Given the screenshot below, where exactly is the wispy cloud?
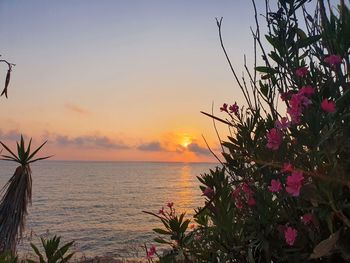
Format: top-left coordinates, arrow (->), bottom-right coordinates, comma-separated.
65,103 -> 90,115
137,141 -> 165,152
0,129 -> 27,141
55,135 -> 129,149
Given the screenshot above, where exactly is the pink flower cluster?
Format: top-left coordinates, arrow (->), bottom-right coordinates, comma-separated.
202,186 -> 214,198
321,99 -> 336,113
284,226 -> 297,246
287,86 -> 314,124
268,163 -> 304,197
268,179 -> 282,193
286,171 -> 304,197
158,202 -> 176,218
146,245 -> 157,259
282,213 -> 314,246
266,128 -> 283,150
301,213 -> 313,225
220,102 -> 239,116
232,183 -> 256,208
282,163 -> 293,173
295,66 -> 309,77
275,117 -> 290,130
324,54 -> 342,66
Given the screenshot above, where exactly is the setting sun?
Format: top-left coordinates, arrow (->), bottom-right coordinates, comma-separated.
181,136 -> 192,148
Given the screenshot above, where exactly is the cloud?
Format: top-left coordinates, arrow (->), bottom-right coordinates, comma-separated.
137,141 -> 165,152
0,129 -> 27,141
65,103 -> 90,115
55,135 -> 129,150
187,143 -> 210,155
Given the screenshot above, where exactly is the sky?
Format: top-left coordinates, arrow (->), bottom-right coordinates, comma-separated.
0,1 -> 267,162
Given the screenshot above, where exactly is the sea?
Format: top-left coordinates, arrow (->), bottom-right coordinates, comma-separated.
0,161 -> 216,259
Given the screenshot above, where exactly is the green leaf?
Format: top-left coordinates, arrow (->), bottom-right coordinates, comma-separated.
154,237 -> 171,244
268,51 -> 284,65
295,28 -> 307,39
153,228 -> 172,235
30,243 -> 42,257
309,230 -> 340,259
54,240 -> 74,262
179,219 -> 190,233
60,252 -> 74,263
255,66 -> 278,74
295,35 -> 322,49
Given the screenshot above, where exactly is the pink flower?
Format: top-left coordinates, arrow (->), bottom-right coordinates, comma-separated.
284,227 -> 297,246
268,179 -> 282,193
286,171 -> 304,197
266,128 -> 282,150
299,86 -> 315,96
231,187 -> 240,199
275,117 -> 290,130
301,213 -> 313,225
229,102 -> 239,116
235,199 -> 243,209
242,183 -> 253,194
295,66 -> 309,77
158,207 -> 165,215
287,92 -> 312,124
167,202 -> 174,208
282,163 -> 293,173
324,54 -> 342,66
247,197 -> 256,206
220,103 -> 228,112
321,99 -> 336,113
232,184 -> 255,208
202,187 -> 214,197
146,245 -> 156,259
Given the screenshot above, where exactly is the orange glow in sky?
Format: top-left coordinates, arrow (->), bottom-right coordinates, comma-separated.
0,1 -> 263,162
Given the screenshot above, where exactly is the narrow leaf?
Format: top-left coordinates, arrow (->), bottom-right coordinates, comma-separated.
28,155 -> 53,164
200,111 -> 233,126
309,230 -> 340,259
0,141 -> 18,159
27,141 -> 48,161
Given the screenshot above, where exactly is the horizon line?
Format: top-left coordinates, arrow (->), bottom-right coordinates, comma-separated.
0,159 -> 219,165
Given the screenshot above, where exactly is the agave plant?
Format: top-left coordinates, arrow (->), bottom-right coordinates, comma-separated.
28,236 -> 74,263
0,136 -> 50,254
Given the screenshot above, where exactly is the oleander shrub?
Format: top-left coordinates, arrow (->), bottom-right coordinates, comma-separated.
148,0 -> 350,262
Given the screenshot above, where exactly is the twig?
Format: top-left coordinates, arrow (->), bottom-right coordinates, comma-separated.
211,102 -> 225,154
215,17 -> 253,110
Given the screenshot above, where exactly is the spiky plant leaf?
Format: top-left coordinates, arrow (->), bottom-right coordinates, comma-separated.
0,142 -> 18,161
29,236 -> 74,263
26,141 -> 48,163
0,137 -> 50,255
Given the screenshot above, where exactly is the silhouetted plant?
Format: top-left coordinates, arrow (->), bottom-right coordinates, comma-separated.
144,203 -> 193,262
0,136 -> 50,254
0,251 -> 24,263
27,236 -> 74,263
0,56 -> 14,98
149,0 -> 350,262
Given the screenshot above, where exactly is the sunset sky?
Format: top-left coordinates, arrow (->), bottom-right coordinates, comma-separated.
0,1 -> 266,162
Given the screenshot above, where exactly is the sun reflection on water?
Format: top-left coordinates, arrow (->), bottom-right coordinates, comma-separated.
176,165 -> 195,214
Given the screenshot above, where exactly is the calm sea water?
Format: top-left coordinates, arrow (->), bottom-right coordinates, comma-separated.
0,161 -> 215,259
